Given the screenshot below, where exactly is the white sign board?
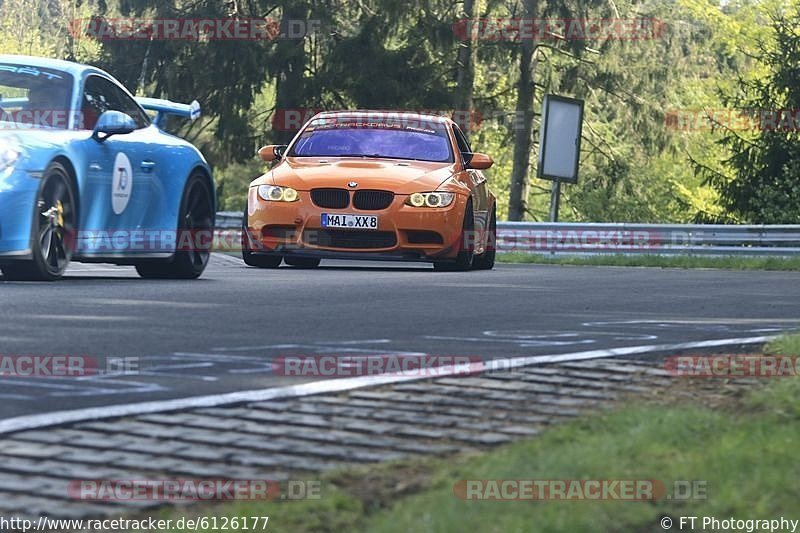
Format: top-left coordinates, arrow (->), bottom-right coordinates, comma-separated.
537,95 -> 584,184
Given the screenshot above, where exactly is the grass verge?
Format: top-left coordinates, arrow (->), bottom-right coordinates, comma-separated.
497,252 -> 800,270
151,335 -> 800,533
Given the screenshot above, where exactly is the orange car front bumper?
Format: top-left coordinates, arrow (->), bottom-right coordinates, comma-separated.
245,188 -> 469,262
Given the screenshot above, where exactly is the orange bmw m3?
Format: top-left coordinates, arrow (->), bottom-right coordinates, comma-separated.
242,111 -> 496,271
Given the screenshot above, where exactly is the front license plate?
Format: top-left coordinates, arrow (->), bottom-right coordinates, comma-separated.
321,213 -> 378,230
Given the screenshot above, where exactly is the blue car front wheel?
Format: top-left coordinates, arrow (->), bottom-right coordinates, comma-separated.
1,162 -> 77,281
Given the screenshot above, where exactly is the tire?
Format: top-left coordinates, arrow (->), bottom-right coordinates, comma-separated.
242,205 -> 282,268
135,172 -> 214,279
472,207 -> 496,270
1,162 -> 77,281
434,199 -> 475,272
284,256 -> 321,268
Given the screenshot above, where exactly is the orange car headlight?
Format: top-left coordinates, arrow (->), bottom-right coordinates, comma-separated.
258,185 -> 299,202
405,192 -> 455,208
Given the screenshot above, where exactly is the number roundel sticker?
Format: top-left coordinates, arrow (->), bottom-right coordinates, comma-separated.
111,152 -> 133,215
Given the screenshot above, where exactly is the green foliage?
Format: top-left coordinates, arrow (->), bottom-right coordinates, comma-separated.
215,158 -> 268,212
705,7 -> 800,223
498,252 -> 800,271
0,0 -> 101,61
87,1 -> 279,164
766,334 -> 800,357
686,1 -> 800,223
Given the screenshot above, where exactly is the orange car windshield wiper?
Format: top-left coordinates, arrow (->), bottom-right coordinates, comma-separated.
346,154 -> 429,162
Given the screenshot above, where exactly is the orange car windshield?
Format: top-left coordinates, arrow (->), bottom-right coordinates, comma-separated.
289,119 -> 454,163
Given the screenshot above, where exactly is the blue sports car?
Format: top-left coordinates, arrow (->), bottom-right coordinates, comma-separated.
0,55 -> 215,280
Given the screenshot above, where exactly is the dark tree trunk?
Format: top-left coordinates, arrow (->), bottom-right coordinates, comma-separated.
508,0 -> 538,221
274,4 -> 309,144
455,0 -> 477,137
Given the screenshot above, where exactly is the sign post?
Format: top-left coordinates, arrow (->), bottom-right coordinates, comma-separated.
548,180 -> 561,222
537,95 -> 584,222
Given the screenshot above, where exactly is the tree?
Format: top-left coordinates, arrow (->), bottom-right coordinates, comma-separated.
700,6 -> 800,223
92,0 -> 277,164
272,2 -> 311,144
455,0 -> 479,129
0,0 -> 100,61
507,0 -> 537,221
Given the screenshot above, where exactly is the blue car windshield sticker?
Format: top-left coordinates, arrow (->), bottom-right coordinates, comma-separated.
112,153 -> 133,215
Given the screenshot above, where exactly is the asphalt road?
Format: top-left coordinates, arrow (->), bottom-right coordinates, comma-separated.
0,254 -> 798,420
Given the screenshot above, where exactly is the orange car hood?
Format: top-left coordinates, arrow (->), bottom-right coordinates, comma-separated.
253,157 -> 459,194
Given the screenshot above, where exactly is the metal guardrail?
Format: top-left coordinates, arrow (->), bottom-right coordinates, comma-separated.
216,212 -> 247,230
495,222 -> 800,256
216,212 -> 800,256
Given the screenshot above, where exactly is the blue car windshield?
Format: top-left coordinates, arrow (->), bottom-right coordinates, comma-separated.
290,119 -> 454,163
0,64 -> 74,130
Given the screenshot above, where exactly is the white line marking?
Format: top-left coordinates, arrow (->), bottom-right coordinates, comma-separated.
478,336 -> 776,371
435,283 -> 556,290
211,339 -> 393,352
14,315 -> 141,322
172,352 -> 273,361
319,339 -> 393,345
135,372 -> 219,382
583,319 -> 800,326
0,335 -> 776,435
77,298 -> 220,309
425,335 -> 596,347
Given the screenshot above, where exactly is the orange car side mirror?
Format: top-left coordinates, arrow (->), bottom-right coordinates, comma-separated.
468,152 -> 494,170
258,145 -> 287,162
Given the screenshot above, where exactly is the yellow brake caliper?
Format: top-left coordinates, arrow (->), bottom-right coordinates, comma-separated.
56,200 -> 64,228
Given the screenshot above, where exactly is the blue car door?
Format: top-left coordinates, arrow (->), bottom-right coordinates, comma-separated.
77,74 -> 165,254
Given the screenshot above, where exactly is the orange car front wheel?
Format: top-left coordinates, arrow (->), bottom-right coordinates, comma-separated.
434,199 -> 475,272
472,206 -> 496,270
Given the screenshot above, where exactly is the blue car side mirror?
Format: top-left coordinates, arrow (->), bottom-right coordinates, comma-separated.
92,111 -> 137,142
